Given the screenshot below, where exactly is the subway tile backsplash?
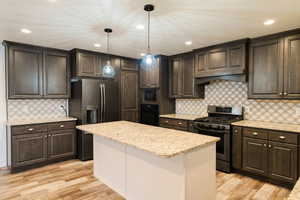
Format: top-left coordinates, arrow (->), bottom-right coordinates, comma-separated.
7,99 -> 68,120
176,80 -> 300,124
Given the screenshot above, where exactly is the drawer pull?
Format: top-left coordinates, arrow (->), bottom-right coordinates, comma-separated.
178,122 -> 182,125
165,121 -> 169,123
279,136 -> 286,140
28,128 -> 34,131
269,144 -> 272,148
234,130 -> 238,133
60,125 -> 65,128
263,144 -> 267,147
48,134 -> 51,137
252,132 -> 258,136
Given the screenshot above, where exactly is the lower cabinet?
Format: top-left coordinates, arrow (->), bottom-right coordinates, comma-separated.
159,117 -> 189,131
12,133 -> 48,168
10,121 -> 76,172
242,137 -> 268,176
48,129 -> 76,160
233,126 -> 299,184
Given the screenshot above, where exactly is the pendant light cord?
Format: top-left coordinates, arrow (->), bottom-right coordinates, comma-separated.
147,11 -> 151,54
107,32 -> 110,53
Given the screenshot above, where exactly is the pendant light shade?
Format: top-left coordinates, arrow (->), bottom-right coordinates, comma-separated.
142,4 -> 155,66
102,28 -> 115,78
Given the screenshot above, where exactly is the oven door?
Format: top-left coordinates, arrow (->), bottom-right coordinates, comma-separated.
193,126 -> 230,162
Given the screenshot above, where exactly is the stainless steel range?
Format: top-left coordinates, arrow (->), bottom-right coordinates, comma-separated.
191,105 -> 243,172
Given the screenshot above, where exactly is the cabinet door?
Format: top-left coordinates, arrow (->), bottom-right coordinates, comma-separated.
284,34 -> 300,98
248,38 -> 284,99
182,53 -> 194,97
44,49 -> 70,98
140,57 -> 160,88
121,111 -> 139,122
228,44 -> 246,72
243,137 -> 268,176
169,57 -> 182,97
121,71 -> 138,110
121,58 -> 138,71
268,141 -> 298,183
194,51 -> 207,77
232,126 -> 242,169
7,44 -> 43,98
12,133 -> 47,167
77,52 -> 97,77
48,129 -> 76,160
207,48 -> 227,71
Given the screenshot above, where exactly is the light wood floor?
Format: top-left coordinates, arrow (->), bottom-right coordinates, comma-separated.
0,160 -> 291,200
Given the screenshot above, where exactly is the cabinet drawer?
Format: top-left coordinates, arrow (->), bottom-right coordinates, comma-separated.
268,131 -> 298,145
243,128 -> 268,140
48,121 -> 76,131
159,118 -> 188,128
12,124 -> 48,135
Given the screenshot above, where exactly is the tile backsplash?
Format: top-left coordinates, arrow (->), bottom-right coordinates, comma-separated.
176,80 -> 300,124
7,99 -> 68,120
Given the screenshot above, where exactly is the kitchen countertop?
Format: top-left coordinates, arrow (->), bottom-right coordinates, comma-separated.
77,121 -> 219,158
288,179 -> 300,200
159,114 -> 207,121
6,117 -> 77,126
232,120 -> 300,133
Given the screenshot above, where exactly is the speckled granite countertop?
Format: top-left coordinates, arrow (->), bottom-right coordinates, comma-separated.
159,114 -> 207,121
77,121 -> 219,158
288,179 -> 300,200
7,117 -> 77,126
232,120 -> 300,133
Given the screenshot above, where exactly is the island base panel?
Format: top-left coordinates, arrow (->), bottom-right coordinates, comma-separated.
93,135 -> 216,200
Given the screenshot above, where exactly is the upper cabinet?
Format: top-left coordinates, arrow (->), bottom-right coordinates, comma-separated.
248,30 -> 300,99
169,52 -> 204,98
140,57 -> 160,88
194,39 -> 248,78
4,41 -> 70,99
121,58 -> 138,71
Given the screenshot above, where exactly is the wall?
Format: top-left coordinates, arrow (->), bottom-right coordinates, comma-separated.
7,99 -> 68,120
0,44 -> 7,167
176,80 -> 300,124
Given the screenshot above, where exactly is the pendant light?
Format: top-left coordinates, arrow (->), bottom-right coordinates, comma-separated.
143,4 -> 155,65
102,28 -> 115,78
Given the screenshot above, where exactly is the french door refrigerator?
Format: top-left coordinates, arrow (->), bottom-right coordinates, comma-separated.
69,78 -> 120,161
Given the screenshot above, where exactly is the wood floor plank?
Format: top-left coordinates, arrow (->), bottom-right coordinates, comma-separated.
0,160 -> 291,200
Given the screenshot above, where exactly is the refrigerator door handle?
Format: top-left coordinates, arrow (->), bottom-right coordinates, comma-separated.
103,84 -> 106,122
100,84 -> 103,123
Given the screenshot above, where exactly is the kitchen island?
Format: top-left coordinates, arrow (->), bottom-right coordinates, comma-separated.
77,121 -> 219,200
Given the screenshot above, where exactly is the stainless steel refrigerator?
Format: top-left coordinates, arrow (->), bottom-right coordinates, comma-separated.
69,78 -> 120,161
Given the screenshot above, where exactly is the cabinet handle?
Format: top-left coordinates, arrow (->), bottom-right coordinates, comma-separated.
284,92 -> 288,96
269,144 -> 272,148
48,134 -> 51,137
252,132 -> 258,136
165,121 -> 169,123
264,144 -> 267,147
60,125 -> 64,128
234,129 -> 238,133
178,122 -> 182,125
279,136 -> 286,140
28,128 -> 34,131
279,92 -> 283,95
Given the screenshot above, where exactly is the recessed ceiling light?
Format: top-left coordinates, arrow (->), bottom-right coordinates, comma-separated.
94,43 -> 101,48
264,19 -> 275,26
185,41 -> 192,45
20,28 -> 32,34
48,0 -> 57,2
140,53 -> 146,56
136,24 -> 145,30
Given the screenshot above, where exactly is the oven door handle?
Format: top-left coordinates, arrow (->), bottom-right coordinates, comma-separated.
193,126 -> 228,134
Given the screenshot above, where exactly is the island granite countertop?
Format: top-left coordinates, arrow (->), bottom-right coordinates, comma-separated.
77,121 -> 219,158
232,120 -> 300,133
288,178 -> 300,200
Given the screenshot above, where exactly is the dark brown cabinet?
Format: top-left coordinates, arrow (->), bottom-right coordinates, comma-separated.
269,141 -> 298,183
243,137 -> 268,176
159,117 -> 189,131
12,133 -> 47,168
248,30 -> 300,99
44,49 -> 70,98
232,126 -> 242,169
48,129 -> 76,160
6,43 -> 44,98
235,126 -> 299,184
121,70 -> 139,122
140,57 -> 159,88
76,51 -> 98,77
121,58 -> 138,71
4,41 -> 70,99
194,39 -> 248,78
10,121 -> 76,172
169,53 -> 203,98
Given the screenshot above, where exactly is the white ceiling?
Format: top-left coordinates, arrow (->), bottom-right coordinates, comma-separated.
0,0 -> 300,58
